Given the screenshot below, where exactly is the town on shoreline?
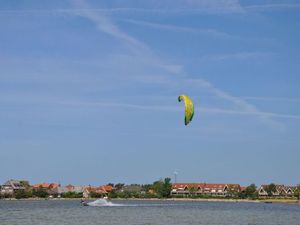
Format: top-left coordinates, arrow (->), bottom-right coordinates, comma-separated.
1,178 -> 299,204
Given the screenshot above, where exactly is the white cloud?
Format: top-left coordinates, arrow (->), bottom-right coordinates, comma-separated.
122,19 -> 231,38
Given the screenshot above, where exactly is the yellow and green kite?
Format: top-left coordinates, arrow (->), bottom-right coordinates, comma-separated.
178,95 -> 194,126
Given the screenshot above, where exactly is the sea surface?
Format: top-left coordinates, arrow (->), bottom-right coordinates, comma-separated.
0,199 -> 300,225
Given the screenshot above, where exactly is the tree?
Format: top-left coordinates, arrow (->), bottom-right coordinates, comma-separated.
152,178 -> 172,198
108,190 -> 118,198
265,183 -> 277,197
294,185 -> 300,200
62,191 -> 82,198
141,184 -> 152,192
242,184 -> 258,199
152,180 -> 163,197
114,183 -> 125,191
33,188 -> 49,198
90,192 -> 104,198
188,186 -> 198,197
226,186 -> 239,199
20,181 -> 30,189
15,190 -> 28,199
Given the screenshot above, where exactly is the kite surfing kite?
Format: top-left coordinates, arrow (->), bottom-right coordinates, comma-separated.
178,94 -> 194,126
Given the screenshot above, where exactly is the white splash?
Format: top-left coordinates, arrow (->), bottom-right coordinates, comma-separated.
86,198 -> 122,207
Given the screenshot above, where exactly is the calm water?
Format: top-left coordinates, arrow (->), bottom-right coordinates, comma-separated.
0,199 -> 300,225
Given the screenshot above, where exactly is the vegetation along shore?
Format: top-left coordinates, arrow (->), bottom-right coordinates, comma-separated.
1,178 -> 299,205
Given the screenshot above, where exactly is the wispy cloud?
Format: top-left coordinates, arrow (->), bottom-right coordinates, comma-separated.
185,78 -> 284,128
77,0 -> 243,14
106,0 -> 242,10
77,1 -> 300,15
198,52 -> 276,62
200,107 -> 300,120
6,96 -> 297,121
67,101 -> 300,120
0,0 -> 243,15
56,100 -> 300,120
68,0 -> 285,128
244,3 -> 300,12
0,7 -> 243,15
70,0 -> 150,55
241,96 -> 300,103
3,94 -> 298,121
122,19 -> 231,38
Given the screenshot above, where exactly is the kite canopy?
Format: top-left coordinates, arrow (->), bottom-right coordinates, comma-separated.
178,95 -> 194,126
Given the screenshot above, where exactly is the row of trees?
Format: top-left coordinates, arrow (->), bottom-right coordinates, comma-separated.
0,188 -> 84,199
1,180 -> 299,200
106,178 -> 172,199
0,189 -> 48,199
232,184 -> 258,199
0,178 -> 173,199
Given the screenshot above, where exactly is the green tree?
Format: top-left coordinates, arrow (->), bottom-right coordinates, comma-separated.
152,178 -> 172,198
115,191 -> 131,199
226,187 -> 239,199
20,181 -> 30,189
15,190 -> 28,199
188,186 -> 198,197
33,188 -> 49,198
90,192 -> 104,198
265,183 -> 277,197
242,184 -> 258,199
141,184 -> 152,192
108,190 -> 118,198
62,191 -> 82,198
114,183 -> 125,191
294,185 -> 300,200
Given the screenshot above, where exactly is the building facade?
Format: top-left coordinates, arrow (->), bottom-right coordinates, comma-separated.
0,180 -> 26,196
171,183 -> 241,196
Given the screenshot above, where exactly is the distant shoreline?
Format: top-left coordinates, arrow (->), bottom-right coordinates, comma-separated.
1,197 -> 299,205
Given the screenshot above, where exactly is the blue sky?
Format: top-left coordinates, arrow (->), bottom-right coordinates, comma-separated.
0,0 -> 300,186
